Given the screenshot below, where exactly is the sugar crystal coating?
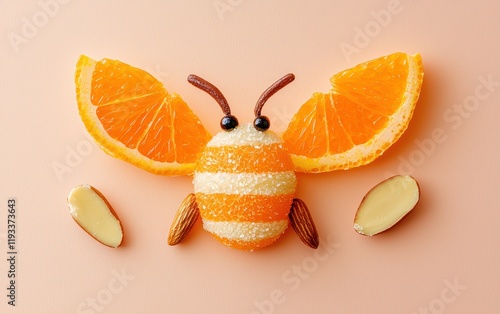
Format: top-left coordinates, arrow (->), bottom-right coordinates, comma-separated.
203,220 -> 288,242
193,172 -> 296,195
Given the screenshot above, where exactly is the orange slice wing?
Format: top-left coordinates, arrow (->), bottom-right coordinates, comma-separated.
282,52 -> 423,173
75,55 -> 211,175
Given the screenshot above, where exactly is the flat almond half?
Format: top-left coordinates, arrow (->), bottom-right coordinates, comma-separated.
354,175 -> 420,236
68,185 -> 123,247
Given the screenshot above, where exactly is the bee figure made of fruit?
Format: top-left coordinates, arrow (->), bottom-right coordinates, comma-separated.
75,52 -> 423,251
167,74 -> 318,250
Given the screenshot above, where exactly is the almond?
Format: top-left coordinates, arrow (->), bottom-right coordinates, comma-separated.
68,185 -> 123,248
168,193 -> 200,246
289,198 -> 319,249
354,175 -> 420,236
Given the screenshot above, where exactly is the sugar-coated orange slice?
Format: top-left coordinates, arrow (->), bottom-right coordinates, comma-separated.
282,53 -> 423,173
75,55 -> 211,175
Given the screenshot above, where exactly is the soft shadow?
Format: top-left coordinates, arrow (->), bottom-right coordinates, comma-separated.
365,61 -> 444,169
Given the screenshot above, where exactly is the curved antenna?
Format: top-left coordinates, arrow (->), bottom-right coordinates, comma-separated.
254,73 -> 295,117
188,74 -> 231,115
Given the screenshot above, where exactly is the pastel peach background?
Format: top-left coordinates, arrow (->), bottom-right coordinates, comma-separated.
1,1 -> 499,313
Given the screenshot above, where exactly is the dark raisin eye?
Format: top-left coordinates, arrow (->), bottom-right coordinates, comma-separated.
220,115 -> 239,131
253,116 -> 270,131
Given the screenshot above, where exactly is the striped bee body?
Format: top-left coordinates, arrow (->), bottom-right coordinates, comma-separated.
167,74 -> 318,250
194,124 -> 297,250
